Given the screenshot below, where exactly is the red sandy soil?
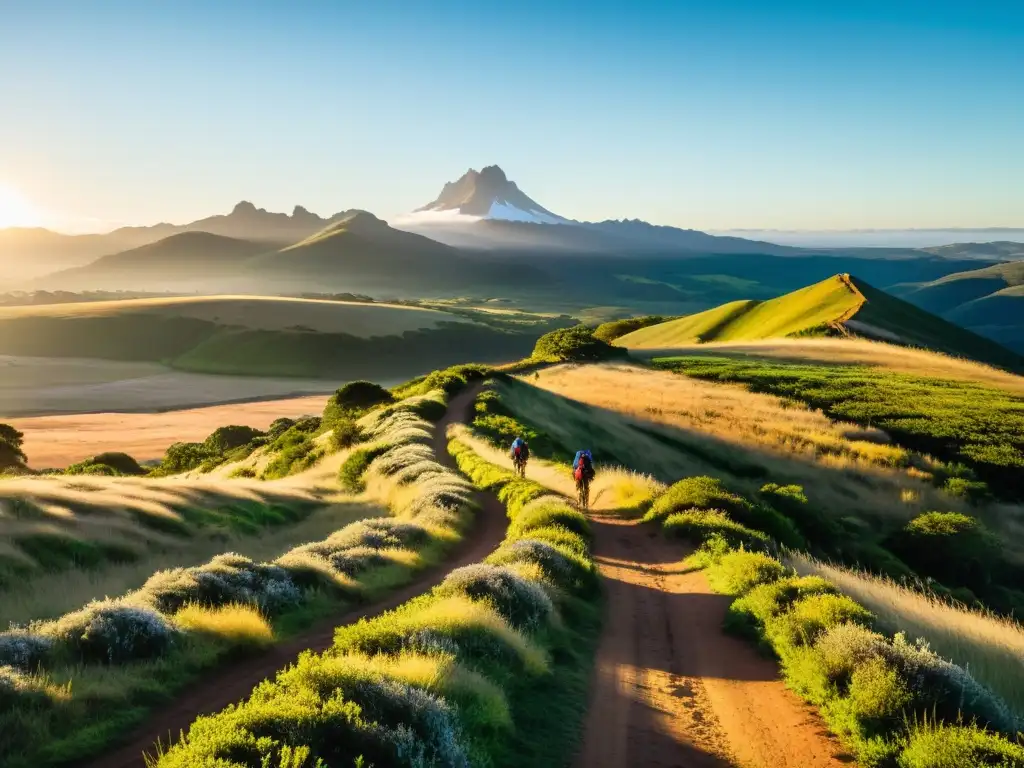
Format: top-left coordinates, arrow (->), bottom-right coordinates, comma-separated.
575,513 -> 850,768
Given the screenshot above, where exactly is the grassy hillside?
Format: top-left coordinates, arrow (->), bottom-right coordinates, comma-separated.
0,295 -> 565,377
617,273 -> 1024,371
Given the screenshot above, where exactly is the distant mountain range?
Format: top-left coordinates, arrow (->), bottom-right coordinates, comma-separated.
2,163 -> 1022,355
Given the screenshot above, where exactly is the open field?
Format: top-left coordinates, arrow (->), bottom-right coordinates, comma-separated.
0,354 -> 339,418
8,393 -> 330,467
0,294 -> 477,334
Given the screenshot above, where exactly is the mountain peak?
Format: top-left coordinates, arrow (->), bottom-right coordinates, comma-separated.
413,165 -> 567,224
231,201 -> 259,215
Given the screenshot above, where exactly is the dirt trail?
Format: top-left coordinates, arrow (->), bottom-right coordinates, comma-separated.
78,384 -> 506,768
575,513 -> 849,768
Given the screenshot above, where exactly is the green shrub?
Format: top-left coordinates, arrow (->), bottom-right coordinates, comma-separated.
705,550 -> 786,595
0,424 -> 26,470
886,511 -> 1001,590
267,417 -> 296,439
727,575 -> 838,636
898,721 -> 1024,768
66,451 -> 146,476
760,483 -> 844,551
765,593 -> 874,650
531,325 -> 628,363
645,476 -> 751,523
339,444 -> 392,492
438,563 -> 555,631
663,508 -> 769,549
330,418 -> 363,451
593,315 -> 668,343
203,425 -> 264,453
42,601 -> 177,664
161,441 -> 219,473
326,381 -> 394,417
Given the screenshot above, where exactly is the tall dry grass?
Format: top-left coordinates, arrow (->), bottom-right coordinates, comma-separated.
789,552 -> 1024,718
0,499 -> 383,627
531,362 -> 913,471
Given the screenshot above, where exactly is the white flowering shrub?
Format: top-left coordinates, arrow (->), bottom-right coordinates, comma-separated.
439,564 -> 554,631
489,539 -> 575,585
44,601 -> 176,664
0,631 -> 53,670
133,553 -> 299,615
373,445 -> 435,477
403,629 -> 461,657
350,677 -> 469,768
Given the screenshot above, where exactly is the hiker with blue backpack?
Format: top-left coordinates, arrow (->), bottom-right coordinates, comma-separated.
510,436 -> 530,477
573,449 -> 595,509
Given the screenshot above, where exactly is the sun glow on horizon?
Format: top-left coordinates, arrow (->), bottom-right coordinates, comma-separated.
0,183 -> 45,228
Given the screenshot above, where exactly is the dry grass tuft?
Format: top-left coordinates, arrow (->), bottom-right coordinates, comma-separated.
173,603 -> 275,648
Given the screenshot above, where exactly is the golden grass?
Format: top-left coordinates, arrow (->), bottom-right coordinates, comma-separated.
0,490 -> 383,627
531,363 -> 916,471
319,651 -> 512,728
505,372 -> 1024,547
789,552 -> 1024,717
173,603 -> 275,647
628,337 -> 1024,394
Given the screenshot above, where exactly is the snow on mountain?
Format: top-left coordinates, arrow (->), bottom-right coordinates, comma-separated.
408,165 -> 571,224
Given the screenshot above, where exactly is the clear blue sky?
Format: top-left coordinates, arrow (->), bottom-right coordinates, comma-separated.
1,0 -> 1022,232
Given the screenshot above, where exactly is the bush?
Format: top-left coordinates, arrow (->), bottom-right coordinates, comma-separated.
161,441 -> 218,473
0,424 -> 26,470
0,631 -> 53,670
759,484 -> 841,545
330,418 -> 363,450
0,666 -> 59,711
727,575 -> 837,636
593,315 -> 668,342
339,444 -> 392,492
664,508 -> 770,549
765,593 -> 874,650
267,417 -> 295,439
645,476 -> 751,523
325,381 -> 394,419
531,325 -> 628,363
898,721 -> 1024,768
66,451 -> 146,476
886,511 -> 1000,590
705,549 -> 786,595
438,564 -> 554,631
136,553 -> 300,615
43,601 -> 177,664
203,425 -> 264,453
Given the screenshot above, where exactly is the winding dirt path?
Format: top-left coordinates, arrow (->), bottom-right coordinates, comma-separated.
575,513 -> 850,768
78,384 -> 506,768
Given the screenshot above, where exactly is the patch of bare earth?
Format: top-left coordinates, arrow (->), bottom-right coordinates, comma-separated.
576,514 -> 849,768
9,395 -> 329,468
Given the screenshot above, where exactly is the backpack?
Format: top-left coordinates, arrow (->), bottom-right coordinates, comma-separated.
513,445 -> 522,458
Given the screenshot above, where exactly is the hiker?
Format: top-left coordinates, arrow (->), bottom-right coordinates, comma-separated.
510,436 -> 530,476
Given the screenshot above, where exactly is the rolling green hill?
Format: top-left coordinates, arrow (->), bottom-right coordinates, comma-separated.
0,295 -> 565,378
896,262 -> 1024,354
616,274 -> 1024,371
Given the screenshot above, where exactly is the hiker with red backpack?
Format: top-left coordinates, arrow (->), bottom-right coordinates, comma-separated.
573,449 -> 595,509
510,436 -> 530,477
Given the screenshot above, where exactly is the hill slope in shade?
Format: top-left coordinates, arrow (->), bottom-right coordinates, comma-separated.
38,232 -> 273,289
0,295 -> 551,378
617,274 -> 1024,371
